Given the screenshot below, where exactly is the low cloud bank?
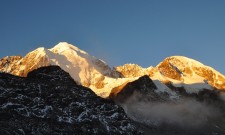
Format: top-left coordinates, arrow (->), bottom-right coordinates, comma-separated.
121,94 -> 221,128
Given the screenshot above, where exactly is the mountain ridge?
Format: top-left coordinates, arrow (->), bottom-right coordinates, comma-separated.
117,55 -> 225,92
1,42 -> 225,97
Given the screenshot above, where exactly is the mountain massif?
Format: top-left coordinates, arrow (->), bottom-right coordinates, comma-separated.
1,42 -> 225,97
1,42 -> 225,134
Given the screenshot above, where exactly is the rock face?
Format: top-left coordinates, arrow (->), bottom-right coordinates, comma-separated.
0,56 -> 22,73
110,75 -> 163,102
0,66 -> 142,135
157,58 -> 182,80
116,64 -> 152,78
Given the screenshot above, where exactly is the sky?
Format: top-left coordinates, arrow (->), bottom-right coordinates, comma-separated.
0,0 -> 225,74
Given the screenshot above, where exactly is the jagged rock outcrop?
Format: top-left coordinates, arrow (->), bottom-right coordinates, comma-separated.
116,64 -> 152,78
0,66 -> 142,135
0,56 -> 22,73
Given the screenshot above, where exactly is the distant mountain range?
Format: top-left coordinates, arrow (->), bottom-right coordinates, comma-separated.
1,42 -> 225,134
1,42 -> 225,97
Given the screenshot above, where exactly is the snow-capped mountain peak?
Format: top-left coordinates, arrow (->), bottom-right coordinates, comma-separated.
50,42 -> 88,55
163,56 -> 205,67
0,42 -> 122,97
156,55 -> 225,90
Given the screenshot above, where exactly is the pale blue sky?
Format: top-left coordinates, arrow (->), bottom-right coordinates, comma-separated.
0,0 -> 225,74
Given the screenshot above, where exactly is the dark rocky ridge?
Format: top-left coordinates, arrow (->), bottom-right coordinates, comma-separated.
113,75 -> 225,135
0,66 -> 142,135
110,75 -> 169,103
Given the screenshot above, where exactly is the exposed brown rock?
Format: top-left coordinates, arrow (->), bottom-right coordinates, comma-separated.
0,56 -> 22,72
94,76 -> 105,89
157,59 -> 182,80
162,56 -> 225,90
0,48 -> 50,77
116,64 -> 148,78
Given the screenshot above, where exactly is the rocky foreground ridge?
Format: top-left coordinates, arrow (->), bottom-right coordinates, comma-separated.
0,66 -> 142,134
